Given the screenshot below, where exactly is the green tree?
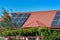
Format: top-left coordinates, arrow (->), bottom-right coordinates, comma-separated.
0,8 -> 18,29
0,8 -> 11,28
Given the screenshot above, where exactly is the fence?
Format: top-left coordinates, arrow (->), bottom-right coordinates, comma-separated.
6,36 -> 41,40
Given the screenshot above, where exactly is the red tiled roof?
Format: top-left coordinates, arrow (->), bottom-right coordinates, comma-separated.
0,18 -> 3,22
22,20 -> 47,28
22,10 -> 57,28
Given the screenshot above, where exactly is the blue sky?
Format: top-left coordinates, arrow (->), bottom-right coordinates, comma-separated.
0,0 -> 60,17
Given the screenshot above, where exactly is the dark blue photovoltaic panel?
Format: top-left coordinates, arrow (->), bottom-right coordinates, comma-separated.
14,18 -> 20,22
20,18 -> 26,23
23,14 -> 30,18
51,12 -> 60,26
11,13 -> 30,27
11,17 -> 15,23
17,22 -> 22,27
56,12 -> 60,15
11,13 -> 17,17
58,22 -> 60,26
17,14 -> 23,17
51,21 -> 58,26
53,16 -> 60,20
16,13 -> 30,27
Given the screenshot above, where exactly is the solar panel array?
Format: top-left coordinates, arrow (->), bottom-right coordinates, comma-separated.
51,12 -> 60,26
11,13 -> 30,27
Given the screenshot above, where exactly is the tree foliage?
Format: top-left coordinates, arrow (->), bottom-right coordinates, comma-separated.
0,8 -> 18,29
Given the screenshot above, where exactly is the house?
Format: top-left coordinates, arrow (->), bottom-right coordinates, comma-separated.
0,10 -> 60,40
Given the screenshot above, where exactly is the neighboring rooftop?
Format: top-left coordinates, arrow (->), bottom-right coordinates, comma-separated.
0,18 -> 3,22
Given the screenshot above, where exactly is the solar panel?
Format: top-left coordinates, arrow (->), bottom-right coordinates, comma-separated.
11,13 -> 30,27
58,22 -> 60,26
11,17 -> 15,23
51,21 -> 58,26
53,16 -> 60,20
56,12 -> 60,15
11,14 -> 19,23
14,17 -> 20,23
11,13 -> 17,17
20,18 -> 26,23
51,12 -> 60,26
16,13 -> 30,27
17,22 -> 22,27
16,14 -> 25,24
23,14 -> 30,18
17,14 -> 23,17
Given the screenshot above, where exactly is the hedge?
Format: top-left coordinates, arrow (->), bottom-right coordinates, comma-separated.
0,27 -> 60,40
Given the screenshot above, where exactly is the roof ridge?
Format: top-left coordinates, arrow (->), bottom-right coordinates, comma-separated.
11,10 -> 59,13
